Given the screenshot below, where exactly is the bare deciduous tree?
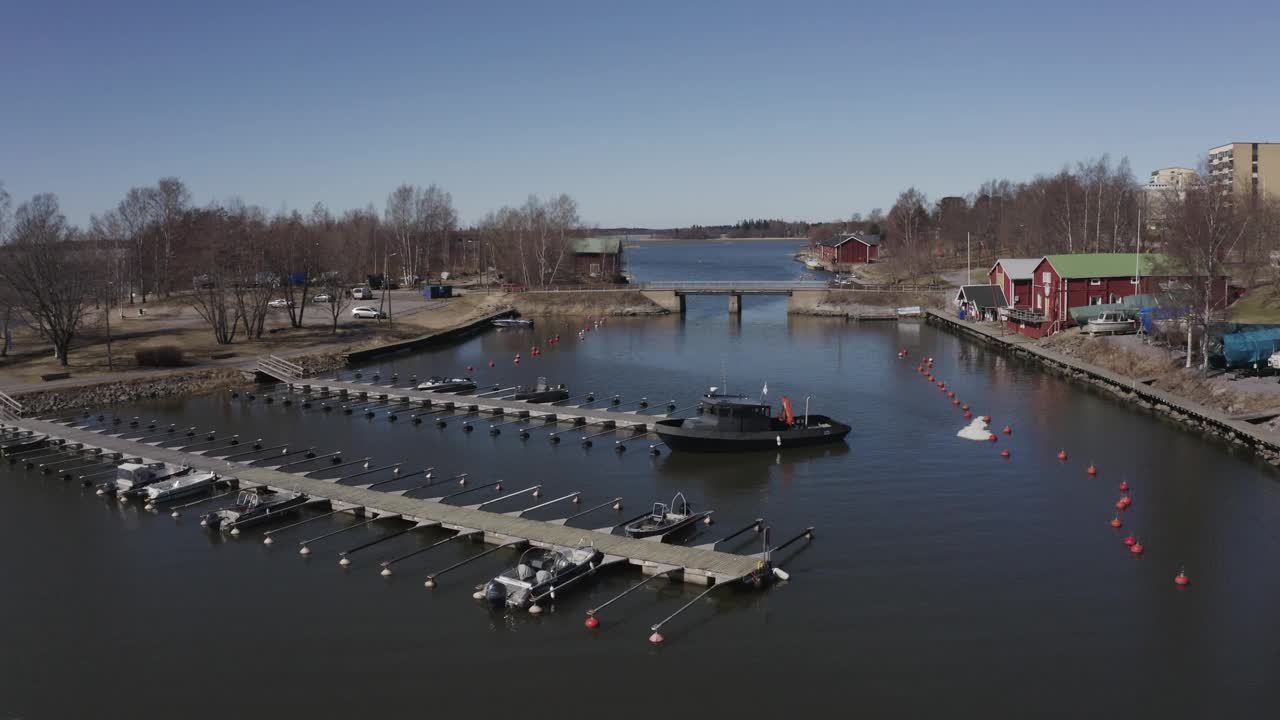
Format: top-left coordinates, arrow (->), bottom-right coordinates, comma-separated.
0,194 -> 92,365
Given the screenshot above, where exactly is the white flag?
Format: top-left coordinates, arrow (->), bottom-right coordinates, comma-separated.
761,382 -> 768,396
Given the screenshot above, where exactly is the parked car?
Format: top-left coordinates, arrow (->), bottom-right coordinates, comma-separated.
351,286 -> 374,300
313,294 -> 334,304
351,306 -> 387,319
268,298 -> 293,309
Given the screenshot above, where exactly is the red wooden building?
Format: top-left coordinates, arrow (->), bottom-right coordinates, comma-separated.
1004,253 -> 1226,338
987,258 -> 1039,309
817,232 -> 880,265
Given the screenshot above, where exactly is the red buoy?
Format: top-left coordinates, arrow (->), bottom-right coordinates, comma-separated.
1087,464 -> 1098,476
488,361 -> 495,368
1119,481 -> 1129,492
514,358 -> 520,364
963,411 -> 973,419
948,391 -> 955,398
961,404 -> 970,411
1110,515 -> 1122,528
1000,449 -> 1011,458
467,365 -> 473,372
1130,541 -> 1144,555
1119,496 -> 1132,508
1174,568 -> 1190,586
585,615 -> 600,629
1057,450 -> 1068,461
1115,500 -> 1127,511
1124,535 -> 1136,546
952,399 -> 960,406
649,631 -> 664,644
981,415 -> 991,423
1002,425 -> 1012,435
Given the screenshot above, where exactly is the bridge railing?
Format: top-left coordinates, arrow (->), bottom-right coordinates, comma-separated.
256,355 -> 306,381
0,390 -> 23,421
636,281 -> 831,290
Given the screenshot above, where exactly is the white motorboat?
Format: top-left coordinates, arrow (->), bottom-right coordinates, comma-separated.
1084,311 -> 1135,335
804,258 -> 823,271
416,376 -> 477,393
493,318 -> 534,329
143,471 -> 220,503
107,462 -> 189,497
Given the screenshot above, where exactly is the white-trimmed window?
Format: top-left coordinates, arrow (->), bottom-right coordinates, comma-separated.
1089,297 -> 1103,305
1089,278 -> 1102,286
1130,277 -> 1140,285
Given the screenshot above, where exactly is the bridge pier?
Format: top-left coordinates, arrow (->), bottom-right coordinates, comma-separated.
728,294 -> 741,314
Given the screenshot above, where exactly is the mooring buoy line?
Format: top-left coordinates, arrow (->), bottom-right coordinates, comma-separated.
423,539 -> 527,588
276,451 -> 346,471
388,472 -> 465,497
465,484 -> 541,509
486,411 -> 532,434
694,518 -> 764,549
510,491 -> 580,517
474,386 -> 516,398
257,447 -> 320,467
550,497 -> 623,526
338,521 -> 433,563
359,467 -> 432,490
335,462 -> 400,483
167,486 -> 252,517
223,443 -> 289,461
766,526 -> 816,556
179,434 -> 240,452
261,503 -> 354,543
647,580 -> 732,644
579,425 -> 620,447
10,445 -> 67,464
57,458 -> 121,479
550,392 -> 596,406
587,567 -> 681,621
298,513 -> 399,555
635,400 -> 679,415
431,479 -> 505,502
378,529 -> 482,574
22,446 -> 85,468
609,397 -> 650,411
573,394 -> 616,409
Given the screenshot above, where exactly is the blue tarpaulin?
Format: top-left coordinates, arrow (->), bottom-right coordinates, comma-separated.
1220,327 -> 1280,368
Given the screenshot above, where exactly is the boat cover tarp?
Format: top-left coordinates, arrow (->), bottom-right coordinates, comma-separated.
1068,295 -> 1167,325
1220,327 -> 1280,368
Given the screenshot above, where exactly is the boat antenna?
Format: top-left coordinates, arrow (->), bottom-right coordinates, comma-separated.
720,357 -> 727,395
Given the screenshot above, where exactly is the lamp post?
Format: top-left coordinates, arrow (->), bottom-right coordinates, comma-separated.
382,251 -> 398,326
105,282 -> 114,371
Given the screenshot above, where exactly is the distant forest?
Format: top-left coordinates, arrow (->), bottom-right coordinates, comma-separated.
597,218 -> 812,240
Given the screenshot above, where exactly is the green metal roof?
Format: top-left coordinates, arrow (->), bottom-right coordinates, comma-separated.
571,237 -> 623,254
1042,253 -> 1185,278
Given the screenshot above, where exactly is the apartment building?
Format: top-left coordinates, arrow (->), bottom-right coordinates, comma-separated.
1208,142 -> 1280,202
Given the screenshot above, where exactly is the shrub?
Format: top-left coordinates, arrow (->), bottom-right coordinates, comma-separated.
135,346 -> 185,367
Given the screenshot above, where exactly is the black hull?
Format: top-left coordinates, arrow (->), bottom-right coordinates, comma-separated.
653,415 -> 851,453
511,391 -> 569,404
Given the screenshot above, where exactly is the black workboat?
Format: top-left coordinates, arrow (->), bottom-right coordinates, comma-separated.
510,377 -> 569,404
201,488 -> 310,532
653,389 -> 850,452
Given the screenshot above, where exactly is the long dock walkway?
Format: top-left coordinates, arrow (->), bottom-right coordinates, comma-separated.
925,310 -> 1280,457
278,377 -> 658,430
5,417 -> 758,584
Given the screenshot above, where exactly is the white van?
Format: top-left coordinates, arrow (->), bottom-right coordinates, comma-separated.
351,286 -> 373,300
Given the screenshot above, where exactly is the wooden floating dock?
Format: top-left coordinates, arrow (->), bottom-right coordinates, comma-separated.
4,417 -> 760,585
276,378 -> 655,431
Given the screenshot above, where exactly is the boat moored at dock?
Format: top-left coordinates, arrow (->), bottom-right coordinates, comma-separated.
511,377 -> 569,404
202,488 -> 310,532
143,471 -> 221,503
481,544 -> 603,609
624,492 -> 710,539
415,376 -> 478,393
493,318 -> 534,329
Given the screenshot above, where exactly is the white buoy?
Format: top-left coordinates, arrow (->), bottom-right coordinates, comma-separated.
773,568 -> 791,581
95,488 -> 104,496
424,578 -> 436,588
172,510 -> 180,519
528,603 -> 543,615
263,536 -> 274,545
199,519 -> 208,527
299,546 -> 311,556
472,591 -> 484,600
339,557 -> 350,567
229,527 -> 240,536
380,567 -> 393,577
144,503 -> 154,511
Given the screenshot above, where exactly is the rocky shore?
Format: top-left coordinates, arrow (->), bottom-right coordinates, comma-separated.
12,368 -> 248,416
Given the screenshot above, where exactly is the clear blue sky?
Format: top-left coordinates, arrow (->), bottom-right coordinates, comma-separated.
1,0 -> 1276,228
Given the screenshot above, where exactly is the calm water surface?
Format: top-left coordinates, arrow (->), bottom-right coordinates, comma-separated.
3,240 -> 1278,718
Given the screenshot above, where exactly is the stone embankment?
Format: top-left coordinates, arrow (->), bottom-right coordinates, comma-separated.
499,290 -> 671,317
789,289 -> 945,319
13,368 -> 246,416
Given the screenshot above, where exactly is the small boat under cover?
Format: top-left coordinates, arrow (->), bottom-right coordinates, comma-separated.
481,544 -> 603,609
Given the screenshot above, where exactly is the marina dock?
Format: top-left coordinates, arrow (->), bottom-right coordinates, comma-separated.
3,416 -> 763,585
262,372 -> 657,431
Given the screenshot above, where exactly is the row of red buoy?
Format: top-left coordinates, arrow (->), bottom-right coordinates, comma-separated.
907,347 -> 1190,588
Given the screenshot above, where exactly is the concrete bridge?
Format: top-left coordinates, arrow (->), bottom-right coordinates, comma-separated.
633,280 -> 829,314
